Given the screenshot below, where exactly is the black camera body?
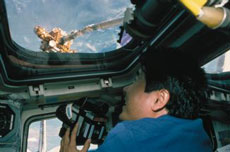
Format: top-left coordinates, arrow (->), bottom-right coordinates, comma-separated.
56,98 -> 108,145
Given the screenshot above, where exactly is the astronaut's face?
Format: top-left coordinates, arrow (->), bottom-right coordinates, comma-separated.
119,73 -> 153,120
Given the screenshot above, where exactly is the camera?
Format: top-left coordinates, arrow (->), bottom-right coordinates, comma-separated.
56,98 -> 108,145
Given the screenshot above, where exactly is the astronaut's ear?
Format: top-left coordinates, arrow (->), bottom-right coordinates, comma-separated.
151,89 -> 170,112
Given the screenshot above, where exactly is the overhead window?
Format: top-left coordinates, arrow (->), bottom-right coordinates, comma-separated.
1,0 -> 138,82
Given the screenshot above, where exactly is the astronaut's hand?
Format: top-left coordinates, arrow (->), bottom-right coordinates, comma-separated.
60,123 -> 91,152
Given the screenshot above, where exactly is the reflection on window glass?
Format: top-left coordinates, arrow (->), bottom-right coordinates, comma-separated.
27,121 -> 39,152
203,50 -> 230,73
27,118 -> 98,152
5,0 -> 132,53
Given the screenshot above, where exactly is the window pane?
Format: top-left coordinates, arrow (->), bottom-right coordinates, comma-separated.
203,50 -> 230,73
27,119 -> 62,152
5,0 -> 132,53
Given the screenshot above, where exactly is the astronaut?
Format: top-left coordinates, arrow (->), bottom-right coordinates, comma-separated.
34,26 -> 77,53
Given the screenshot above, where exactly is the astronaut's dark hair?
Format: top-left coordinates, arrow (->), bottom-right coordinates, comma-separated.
141,47 -> 207,119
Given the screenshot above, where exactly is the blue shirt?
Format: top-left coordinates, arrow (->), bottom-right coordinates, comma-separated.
93,115 -> 212,152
